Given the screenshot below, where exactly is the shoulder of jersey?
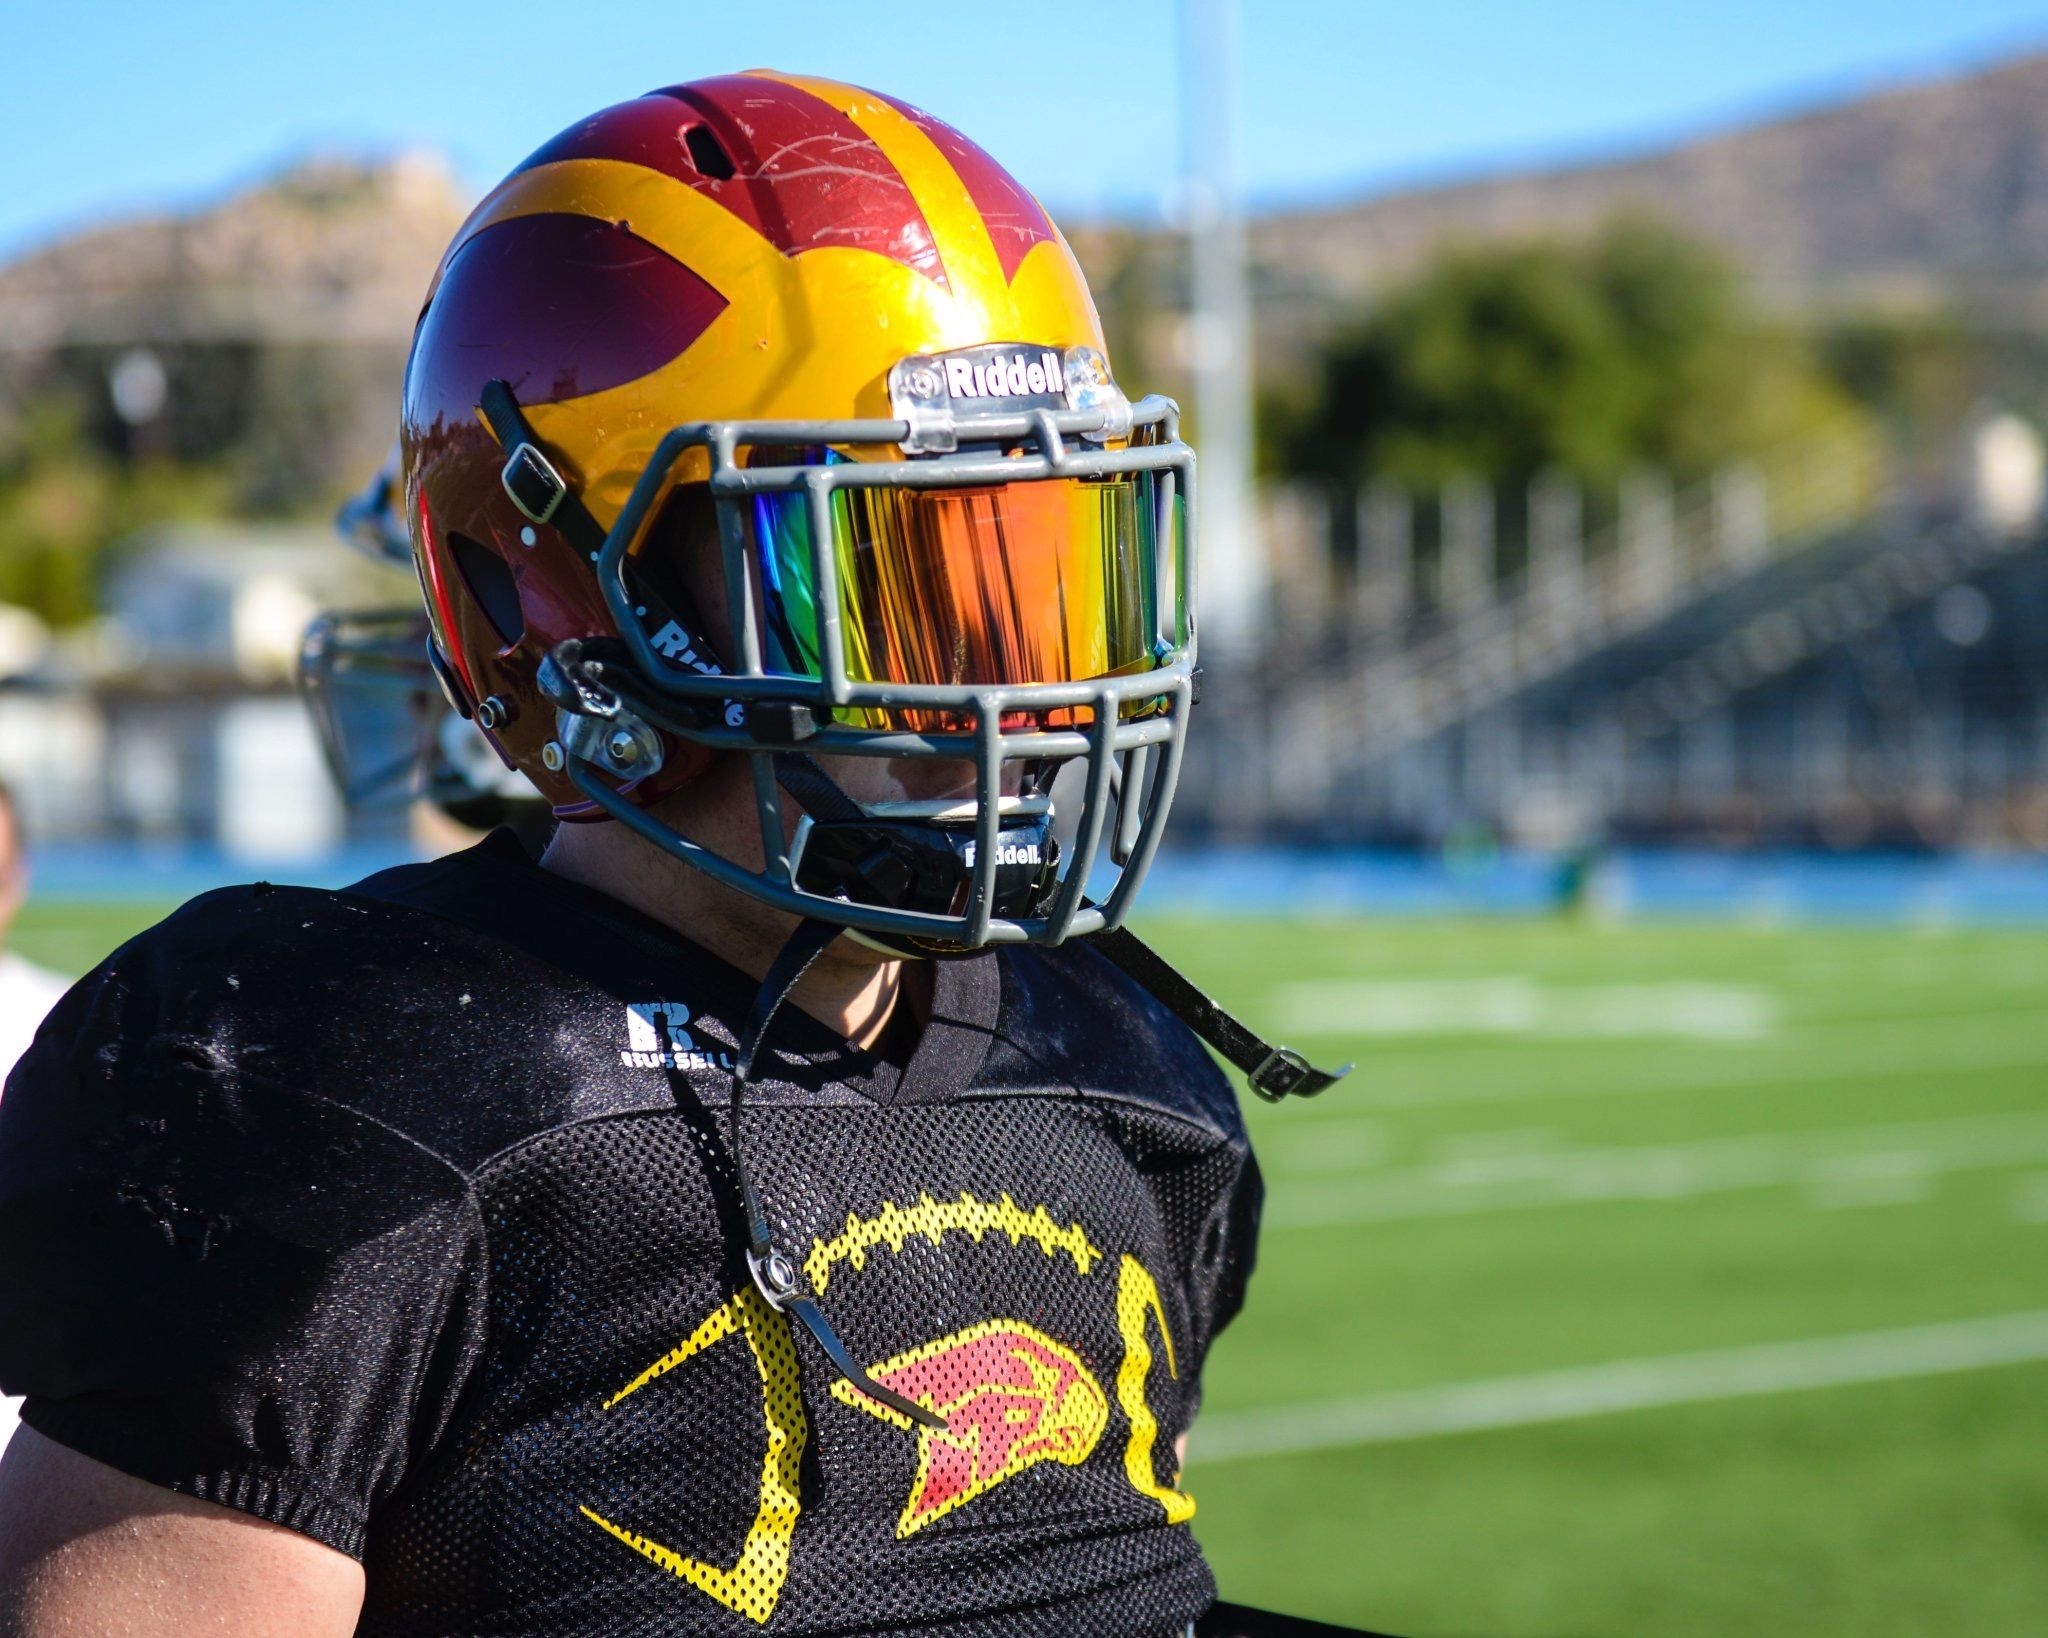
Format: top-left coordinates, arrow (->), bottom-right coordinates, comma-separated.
994,942 -> 1244,1142
60,869 -> 664,1171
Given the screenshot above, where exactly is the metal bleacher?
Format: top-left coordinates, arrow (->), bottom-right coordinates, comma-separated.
1182,426 -> 2048,847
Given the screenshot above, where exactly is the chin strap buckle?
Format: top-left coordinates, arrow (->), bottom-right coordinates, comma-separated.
1087,925 -> 1354,1103
1248,1045 -> 1350,1103
501,441 -> 569,526
747,1243 -> 800,1310
746,1234 -> 945,1431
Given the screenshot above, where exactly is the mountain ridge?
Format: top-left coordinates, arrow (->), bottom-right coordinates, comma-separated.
9,47 -> 2048,361
1247,48 -> 2048,320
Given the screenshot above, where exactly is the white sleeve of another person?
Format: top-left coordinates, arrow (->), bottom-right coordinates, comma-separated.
0,949 -> 70,1458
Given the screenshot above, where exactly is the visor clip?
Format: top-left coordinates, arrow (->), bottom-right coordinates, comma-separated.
898,403 -> 958,456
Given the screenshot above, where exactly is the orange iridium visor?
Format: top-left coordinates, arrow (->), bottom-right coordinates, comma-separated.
743,460 -> 1187,729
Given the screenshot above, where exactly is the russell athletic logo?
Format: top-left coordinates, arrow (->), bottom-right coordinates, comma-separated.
832,1320 -> 1109,1536
621,1001 -> 734,1072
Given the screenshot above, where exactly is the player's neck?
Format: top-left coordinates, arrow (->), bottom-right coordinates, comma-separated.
538,818 -> 914,1050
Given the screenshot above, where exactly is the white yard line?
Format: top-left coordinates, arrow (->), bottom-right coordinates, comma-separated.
1312,1013 -> 2048,1112
1271,978 -> 1779,1042
1190,1310 -> 2048,1465
1265,1109 -> 2048,1227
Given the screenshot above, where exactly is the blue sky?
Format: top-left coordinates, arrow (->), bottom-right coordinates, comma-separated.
5,0 -> 2048,255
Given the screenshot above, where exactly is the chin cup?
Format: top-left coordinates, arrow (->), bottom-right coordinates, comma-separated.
794,811 -> 1060,923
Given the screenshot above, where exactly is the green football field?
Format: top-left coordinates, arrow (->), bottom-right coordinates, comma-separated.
13,902 -> 2048,1637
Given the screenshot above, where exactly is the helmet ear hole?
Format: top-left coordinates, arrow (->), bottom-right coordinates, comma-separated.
450,532 -> 526,649
683,123 -> 735,181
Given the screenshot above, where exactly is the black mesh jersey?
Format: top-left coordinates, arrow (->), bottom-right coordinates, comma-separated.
0,831 -> 1261,1637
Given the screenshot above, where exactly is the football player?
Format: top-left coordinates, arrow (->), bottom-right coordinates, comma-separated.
302,447 -> 556,850
0,73 -> 1348,1637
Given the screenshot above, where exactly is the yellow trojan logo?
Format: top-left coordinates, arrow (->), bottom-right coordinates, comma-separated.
579,1287 -> 806,1626
583,1195 -> 1195,1626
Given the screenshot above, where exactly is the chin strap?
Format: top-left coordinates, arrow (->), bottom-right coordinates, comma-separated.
1088,926 -> 1352,1101
773,752 -> 1350,1102
725,915 -> 946,1431
771,751 -> 866,823
691,758 -> 1336,1416
483,373 -> 1346,1110
478,379 -> 611,557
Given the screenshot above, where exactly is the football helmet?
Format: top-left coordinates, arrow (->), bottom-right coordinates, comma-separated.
400,71 -> 1194,952
395,74 -> 1346,1426
301,452 -> 547,834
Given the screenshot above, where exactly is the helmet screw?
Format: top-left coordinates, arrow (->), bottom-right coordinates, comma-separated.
605,729 -> 642,767
540,741 -> 565,772
475,694 -> 515,731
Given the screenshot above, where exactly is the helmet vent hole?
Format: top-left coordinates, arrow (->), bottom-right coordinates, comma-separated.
449,531 -> 526,649
684,123 -> 736,181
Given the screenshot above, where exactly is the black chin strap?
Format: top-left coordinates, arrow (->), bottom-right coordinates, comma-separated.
1089,927 -> 1352,1102
771,752 -> 866,823
774,752 -> 1350,1101
491,372 -> 1344,1107
478,379 -> 612,557
729,916 -> 946,1431
478,391 -> 933,1420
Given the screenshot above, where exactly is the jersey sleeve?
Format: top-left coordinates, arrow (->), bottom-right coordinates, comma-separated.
0,910 -> 489,1560
1207,1139 -> 1264,1342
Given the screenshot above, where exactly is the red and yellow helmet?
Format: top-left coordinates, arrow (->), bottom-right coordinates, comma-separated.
401,71 -> 1195,949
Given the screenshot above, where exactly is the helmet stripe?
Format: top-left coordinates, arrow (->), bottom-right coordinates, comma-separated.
874,93 -> 1058,283
754,72 -> 1008,301
458,159 -> 783,312
411,213 -> 728,411
672,77 -> 948,285
510,81 -> 949,289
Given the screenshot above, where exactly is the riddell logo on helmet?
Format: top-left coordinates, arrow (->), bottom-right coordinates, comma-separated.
961,839 -> 1043,867
942,350 -> 1067,403
650,620 -> 723,677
